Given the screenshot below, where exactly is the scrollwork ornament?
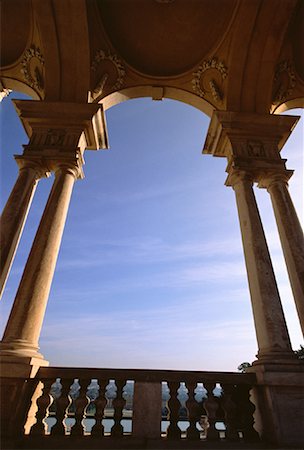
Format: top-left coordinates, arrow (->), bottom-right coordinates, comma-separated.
272,60 -> 296,104
91,50 -> 125,97
20,46 -> 45,91
192,57 -> 227,103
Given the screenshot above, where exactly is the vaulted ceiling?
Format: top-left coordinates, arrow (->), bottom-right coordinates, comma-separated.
1,0 -> 304,115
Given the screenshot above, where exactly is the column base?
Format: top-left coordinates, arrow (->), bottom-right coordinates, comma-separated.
248,360 -> 304,447
0,355 -> 49,378
0,338 -> 45,358
253,349 -> 298,367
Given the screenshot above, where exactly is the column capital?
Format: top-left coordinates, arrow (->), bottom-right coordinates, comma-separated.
14,154 -> 50,179
13,100 -> 109,157
257,168 -> 294,190
52,154 -> 85,179
225,165 -> 254,188
203,111 -> 300,159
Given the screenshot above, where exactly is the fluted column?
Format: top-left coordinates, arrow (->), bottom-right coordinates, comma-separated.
0,157 -> 49,298
0,163 -> 79,359
263,173 -> 304,336
229,170 -> 293,362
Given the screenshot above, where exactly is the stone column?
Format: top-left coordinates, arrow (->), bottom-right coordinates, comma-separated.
228,169 -> 294,363
263,173 -> 304,336
0,157 -> 49,298
0,163 -> 79,360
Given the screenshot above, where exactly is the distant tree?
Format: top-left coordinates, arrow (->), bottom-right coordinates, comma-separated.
238,346 -> 304,371
294,345 -> 304,360
237,362 -> 252,373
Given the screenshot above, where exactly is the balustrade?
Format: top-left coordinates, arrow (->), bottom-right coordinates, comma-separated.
12,367 -> 259,447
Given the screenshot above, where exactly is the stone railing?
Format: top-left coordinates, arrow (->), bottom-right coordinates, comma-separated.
14,367 -> 260,448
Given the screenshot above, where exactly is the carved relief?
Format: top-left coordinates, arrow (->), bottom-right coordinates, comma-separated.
247,140 -> 265,157
192,58 -> 227,103
27,128 -> 85,153
45,129 -> 66,147
20,46 -> 44,91
91,50 -> 125,98
272,60 -> 296,104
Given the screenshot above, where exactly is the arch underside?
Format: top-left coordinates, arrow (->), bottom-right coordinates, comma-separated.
0,0 -> 303,114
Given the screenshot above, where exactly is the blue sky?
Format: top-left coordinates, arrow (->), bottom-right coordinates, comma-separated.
0,93 -> 303,371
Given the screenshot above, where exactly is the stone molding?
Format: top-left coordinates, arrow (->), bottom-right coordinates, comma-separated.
13,100 -> 109,154
202,111 -> 299,187
14,154 -> 50,180
203,111 -> 300,158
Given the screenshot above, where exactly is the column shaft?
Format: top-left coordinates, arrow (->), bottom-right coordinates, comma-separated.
0,163 -> 44,298
0,166 -> 76,358
267,179 -> 304,336
232,173 -> 293,361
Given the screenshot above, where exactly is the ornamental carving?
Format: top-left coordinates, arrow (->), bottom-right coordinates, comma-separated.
45,129 -> 66,147
20,46 -> 44,91
192,57 -> 227,103
91,50 -> 125,98
247,140 -> 265,157
272,60 -> 296,104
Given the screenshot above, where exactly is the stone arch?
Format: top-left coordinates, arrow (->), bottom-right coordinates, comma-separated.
272,97 -> 304,114
99,85 -> 214,117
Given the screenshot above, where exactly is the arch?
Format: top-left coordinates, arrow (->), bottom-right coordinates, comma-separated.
99,85 -> 214,117
1,77 -> 38,100
272,97 -> 304,114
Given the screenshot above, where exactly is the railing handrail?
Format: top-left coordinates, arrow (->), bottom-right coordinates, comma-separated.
37,366 -> 256,384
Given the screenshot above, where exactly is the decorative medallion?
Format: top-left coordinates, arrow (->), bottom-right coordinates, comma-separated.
91,50 -> 125,98
272,60 -> 296,104
192,57 -> 227,103
20,46 -> 44,91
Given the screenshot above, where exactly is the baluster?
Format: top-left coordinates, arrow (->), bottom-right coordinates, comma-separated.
30,379 -> 54,435
166,381 -> 181,439
236,384 -> 260,442
111,379 -> 125,436
91,379 -> 107,437
221,384 -> 239,440
203,383 -> 219,440
186,382 -> 200,440
51,378 -> 73,435
70,378 -> 90,436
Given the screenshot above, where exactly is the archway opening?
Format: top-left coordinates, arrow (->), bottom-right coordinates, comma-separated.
0,95 -> 302,371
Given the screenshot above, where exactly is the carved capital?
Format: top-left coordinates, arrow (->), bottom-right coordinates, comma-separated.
257,169 -> 293,190
13,100 -> 109,153
203,111 -> 299,160
225,165 -> 254,188
45,150 -> 85,180
14,155 -> 50,179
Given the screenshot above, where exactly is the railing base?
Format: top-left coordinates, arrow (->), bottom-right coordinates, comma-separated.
249,362 -> 304,448
1,436 -> 296,450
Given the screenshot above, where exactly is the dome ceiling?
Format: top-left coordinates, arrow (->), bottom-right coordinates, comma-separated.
98,0 -> 238,77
